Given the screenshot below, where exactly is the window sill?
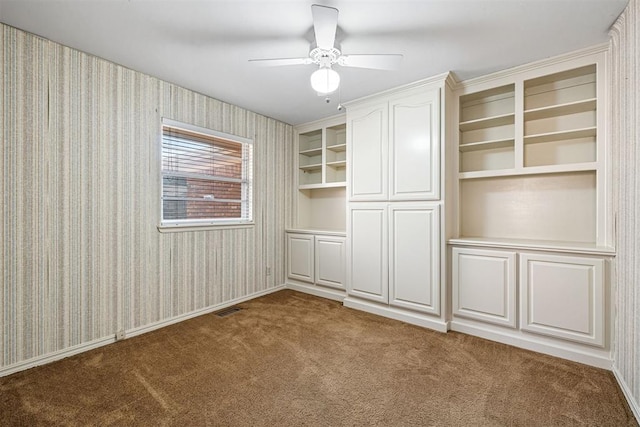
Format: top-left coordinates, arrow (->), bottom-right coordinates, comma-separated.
157,222 -> 254,233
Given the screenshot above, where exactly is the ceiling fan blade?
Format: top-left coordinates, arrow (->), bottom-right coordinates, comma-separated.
311,4 -> 338,50
248,57 -> 312,67
339,54 -> 404,70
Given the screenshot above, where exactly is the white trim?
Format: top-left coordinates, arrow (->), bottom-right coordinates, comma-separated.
612,366 -> 640,424
286,281 -> 346,302
0,285 -> 285,378
450,43 -> 609,91
0,336 -> 116,378
126,285 -> 285,339
161,117 -> 253,145
343,296 -> 449,333
157,222 -> 254,233
450,319 -> 612,369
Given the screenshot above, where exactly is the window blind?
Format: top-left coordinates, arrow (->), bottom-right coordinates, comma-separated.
161,121 -> 253,225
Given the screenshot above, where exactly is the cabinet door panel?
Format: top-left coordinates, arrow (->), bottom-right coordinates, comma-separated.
389,89 -> 440,200
287,233 -> 314,283
389,204 -> 440,314
452,247 -> 517,328
315,236 -> 346,289
348,204 -> 388,303
348,104 -> 388,201
520,252 -> 604,347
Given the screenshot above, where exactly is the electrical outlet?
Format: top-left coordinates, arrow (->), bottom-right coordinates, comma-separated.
115,329 -> 125,341
266,266 -> 271,276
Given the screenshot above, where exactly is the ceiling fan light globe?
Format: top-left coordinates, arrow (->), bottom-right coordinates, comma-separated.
310,68 -> 340,94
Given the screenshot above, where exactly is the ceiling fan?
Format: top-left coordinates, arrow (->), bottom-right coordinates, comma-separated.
249,4 -> 403,95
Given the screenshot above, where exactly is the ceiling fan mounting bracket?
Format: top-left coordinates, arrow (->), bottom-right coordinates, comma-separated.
309,47 -> 342,68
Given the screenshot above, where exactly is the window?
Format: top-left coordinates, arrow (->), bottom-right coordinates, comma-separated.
160,119 -> 253,229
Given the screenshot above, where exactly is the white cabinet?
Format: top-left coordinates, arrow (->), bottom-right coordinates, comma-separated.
452,247 -> 517,328
389,204 -> 440,314
286,231 -> 346,293
287,233 -> 315,283
449,48 -> 613,367
389,90 -> 440,200
315,235 -> 346,289
348,203 -> 440,315
348,203 -> 388,303
345,76 -> 451,331
348,87 -> 441,202
520,252 -> 604,347
348,103 -> 388,201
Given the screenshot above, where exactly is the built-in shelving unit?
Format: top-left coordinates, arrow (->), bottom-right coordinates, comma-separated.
289,116 -> 348,302
298,122 -> 346,189
455,58 -> 608,249
449,47 -> 613,368
523,64 -> 598,169
458,84 -> 516,174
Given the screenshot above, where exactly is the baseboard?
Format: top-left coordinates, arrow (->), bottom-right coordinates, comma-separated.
0,285 -> 286,378
612,365 -> 640,424
450,319 -> 613,369
285,281 -> 346,302
0,336 -> 117,378
126,285 -> 286,339
343,296 -> 448,333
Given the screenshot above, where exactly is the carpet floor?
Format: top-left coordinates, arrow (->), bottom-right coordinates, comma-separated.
0,289 -> 637,426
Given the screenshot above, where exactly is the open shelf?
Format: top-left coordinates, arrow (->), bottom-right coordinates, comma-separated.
327,143 -> 346,152
524,126 -> 596,145
524,98 -> 596,121
459,113 -> 515,132
299,147 -> 323,156
459,138 -> 515,153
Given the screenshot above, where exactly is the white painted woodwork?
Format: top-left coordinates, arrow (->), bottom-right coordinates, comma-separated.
348,103 -> 389,201
287,233 -> 315,283
296,115 -> 347,190
449,47 -> 613,369
452,247 -> 517,328
389,89 -> 441,200
454,48 -> 611,249
296,186 -> 346,231
315,235 -> 346,289
519,252 -> 604,347
347,204 -> 388,303
389,204 -> 440,314
460,172 -> 597,243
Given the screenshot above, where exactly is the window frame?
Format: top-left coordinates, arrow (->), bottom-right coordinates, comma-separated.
157,118 -> 254,232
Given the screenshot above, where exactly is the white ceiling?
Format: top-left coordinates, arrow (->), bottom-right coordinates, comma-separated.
0,0 -> 628,125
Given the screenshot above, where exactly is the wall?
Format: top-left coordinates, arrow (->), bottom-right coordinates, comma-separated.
0,24 -> 293,374
610,0 -> 640,420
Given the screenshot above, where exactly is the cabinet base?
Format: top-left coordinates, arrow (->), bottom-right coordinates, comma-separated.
343,296 -> 448,333
286,281 -> 346,302
450,318 -> 612,369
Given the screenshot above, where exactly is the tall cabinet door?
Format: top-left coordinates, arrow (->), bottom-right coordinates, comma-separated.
389,89 -> 441,201
348,103 -> 389,201
389,204 -> 440,315
348,203 -> 389,303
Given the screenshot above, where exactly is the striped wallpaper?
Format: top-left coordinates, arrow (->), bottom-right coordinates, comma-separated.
610,0 -> 640,420
1,23 -> 294,373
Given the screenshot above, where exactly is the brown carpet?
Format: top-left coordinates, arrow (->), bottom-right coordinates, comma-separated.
0,290 -> 636,426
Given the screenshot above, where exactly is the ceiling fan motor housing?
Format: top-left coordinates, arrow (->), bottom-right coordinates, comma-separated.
310,47 -> 342,68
